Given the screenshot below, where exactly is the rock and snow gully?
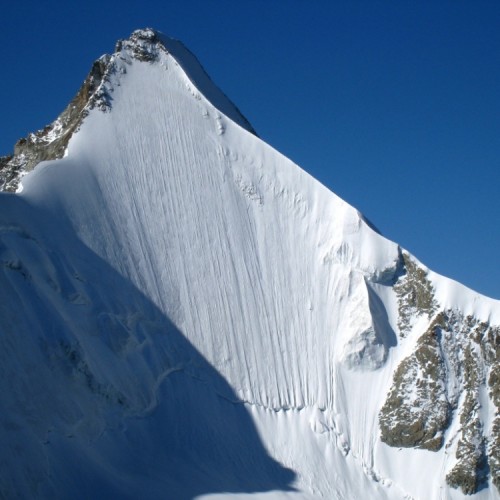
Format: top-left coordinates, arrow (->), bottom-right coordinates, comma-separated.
1,29 -> 499,499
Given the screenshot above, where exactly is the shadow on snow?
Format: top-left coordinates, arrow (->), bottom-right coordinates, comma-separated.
0,194 -> 296,499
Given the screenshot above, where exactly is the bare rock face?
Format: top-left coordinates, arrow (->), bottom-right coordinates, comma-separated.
394,252 -> 438,337
0,56 -> 112,193
117,28 -> 165,62
446,343 -> 488,494
485,327 -> 500,491
0,29 -> 167,193
380,301 -> 500,495
379,314 -> 450,451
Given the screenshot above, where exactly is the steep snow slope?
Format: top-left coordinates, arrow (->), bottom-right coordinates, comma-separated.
1,29 -> 500,499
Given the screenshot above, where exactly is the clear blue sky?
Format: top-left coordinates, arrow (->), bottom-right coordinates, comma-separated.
2,1 -> 499,299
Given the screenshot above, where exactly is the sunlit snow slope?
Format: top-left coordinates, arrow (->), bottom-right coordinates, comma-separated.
1,29 -> 500,499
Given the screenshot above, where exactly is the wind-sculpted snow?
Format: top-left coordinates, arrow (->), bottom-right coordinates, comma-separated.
0,196 -> 295,499
1,28 -> 500,499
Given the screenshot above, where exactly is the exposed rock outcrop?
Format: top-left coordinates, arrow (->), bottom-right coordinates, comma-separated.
394,252 -> 438,337
380,307 -> 500,494
379,313 -> 450,451
0,56 -> 112,192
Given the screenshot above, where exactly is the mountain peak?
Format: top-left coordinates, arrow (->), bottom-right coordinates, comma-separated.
0,28 -> 255,193
2,27 -> 500,499
130,27 -> 160,40
115,28 -> 165,62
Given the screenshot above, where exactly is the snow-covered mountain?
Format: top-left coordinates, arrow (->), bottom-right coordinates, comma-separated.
1,29 -> 499,499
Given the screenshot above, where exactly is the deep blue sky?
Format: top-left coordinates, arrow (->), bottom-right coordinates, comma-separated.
2,1 -> 499,299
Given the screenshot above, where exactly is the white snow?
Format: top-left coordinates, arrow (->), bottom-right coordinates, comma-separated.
1,29 -> 499,499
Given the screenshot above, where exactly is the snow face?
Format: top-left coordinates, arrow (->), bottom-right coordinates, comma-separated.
1,29 -> 500,499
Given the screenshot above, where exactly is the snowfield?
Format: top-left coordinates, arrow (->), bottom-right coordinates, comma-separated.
1,29 -> 499,499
